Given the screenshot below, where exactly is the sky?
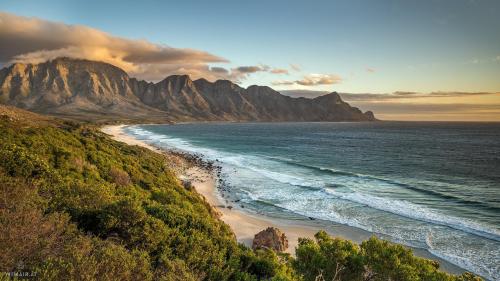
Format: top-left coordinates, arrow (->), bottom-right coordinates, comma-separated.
1,0 -> 499,121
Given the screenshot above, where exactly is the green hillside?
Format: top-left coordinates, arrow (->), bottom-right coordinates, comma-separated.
0,106 -> 481,281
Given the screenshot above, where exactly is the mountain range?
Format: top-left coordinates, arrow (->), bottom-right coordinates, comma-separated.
0,58 -> 376,122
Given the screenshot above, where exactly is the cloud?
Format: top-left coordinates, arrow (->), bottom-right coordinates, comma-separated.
466,56 -> 500,65
234,65 -> 267,73
280,89 -> 500,122
232,65 -> 291,75
296,74 -> 342,86
272,74 -> 342,87
209,66 -> 229,74
270,68 -> 289,74
280,90 -> 499,101
0,12 -> 269,82
220,64 -> 267,82
339,91 -> 498,101
0,12 -> 332,85
351,102 -> 500,114
350,101 -> 500,121
290,64 -> 301,71
342,92 -> 500,121
272,80 -> 296,86
228,64 -> 291,82
366,67 -> 375,73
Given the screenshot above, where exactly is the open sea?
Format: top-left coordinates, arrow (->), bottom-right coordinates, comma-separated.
125,122 -> 500,280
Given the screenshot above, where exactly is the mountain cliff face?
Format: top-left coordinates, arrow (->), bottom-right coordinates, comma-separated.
0,58 -> 376,121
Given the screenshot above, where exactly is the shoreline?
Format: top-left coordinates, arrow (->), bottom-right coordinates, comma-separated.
101,124 -> 466,275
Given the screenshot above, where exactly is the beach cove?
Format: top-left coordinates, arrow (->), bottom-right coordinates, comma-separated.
101,124 -> 469,276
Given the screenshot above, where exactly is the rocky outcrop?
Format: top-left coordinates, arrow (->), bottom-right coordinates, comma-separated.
0,58 -> 168,121
252,227 -> 289,252
0,58 -> 377,122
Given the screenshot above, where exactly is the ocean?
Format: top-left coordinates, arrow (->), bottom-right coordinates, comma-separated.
124,122 -> 500,280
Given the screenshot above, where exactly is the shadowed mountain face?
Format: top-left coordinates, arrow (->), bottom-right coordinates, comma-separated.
0,58 -> 376,122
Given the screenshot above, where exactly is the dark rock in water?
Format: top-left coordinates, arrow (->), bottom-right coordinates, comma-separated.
308,217 -> 316,220
252,227 -> 288,252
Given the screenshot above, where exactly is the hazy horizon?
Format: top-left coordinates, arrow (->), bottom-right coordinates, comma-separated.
1,0 -> 499,121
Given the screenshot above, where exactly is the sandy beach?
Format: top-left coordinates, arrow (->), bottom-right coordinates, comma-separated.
181,166 -> 325,253
102,124 -> 322,253
101,124 -> 465,274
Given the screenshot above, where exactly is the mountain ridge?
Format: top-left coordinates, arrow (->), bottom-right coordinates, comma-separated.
0,58 -> 376,122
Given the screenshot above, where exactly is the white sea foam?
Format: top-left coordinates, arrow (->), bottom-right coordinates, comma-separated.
323,188 -> 500,241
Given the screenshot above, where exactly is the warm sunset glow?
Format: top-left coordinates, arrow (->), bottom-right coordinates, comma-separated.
1,1 -> 499,121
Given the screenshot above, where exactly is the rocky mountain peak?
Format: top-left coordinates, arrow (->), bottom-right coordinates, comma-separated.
0,58 -> 377,122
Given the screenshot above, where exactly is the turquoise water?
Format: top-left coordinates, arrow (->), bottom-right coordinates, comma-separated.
125,122 -> 500,280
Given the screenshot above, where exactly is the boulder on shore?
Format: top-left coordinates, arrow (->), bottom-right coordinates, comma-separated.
252,227 -> 288,252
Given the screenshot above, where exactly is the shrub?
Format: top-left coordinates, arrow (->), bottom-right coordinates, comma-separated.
109,166 -> 131,186
294,232 -> 482,281
294,231 -> 363,281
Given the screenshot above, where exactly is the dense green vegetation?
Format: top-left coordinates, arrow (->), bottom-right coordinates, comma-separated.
294,231 -> 481,281
0,110 -> 482,280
